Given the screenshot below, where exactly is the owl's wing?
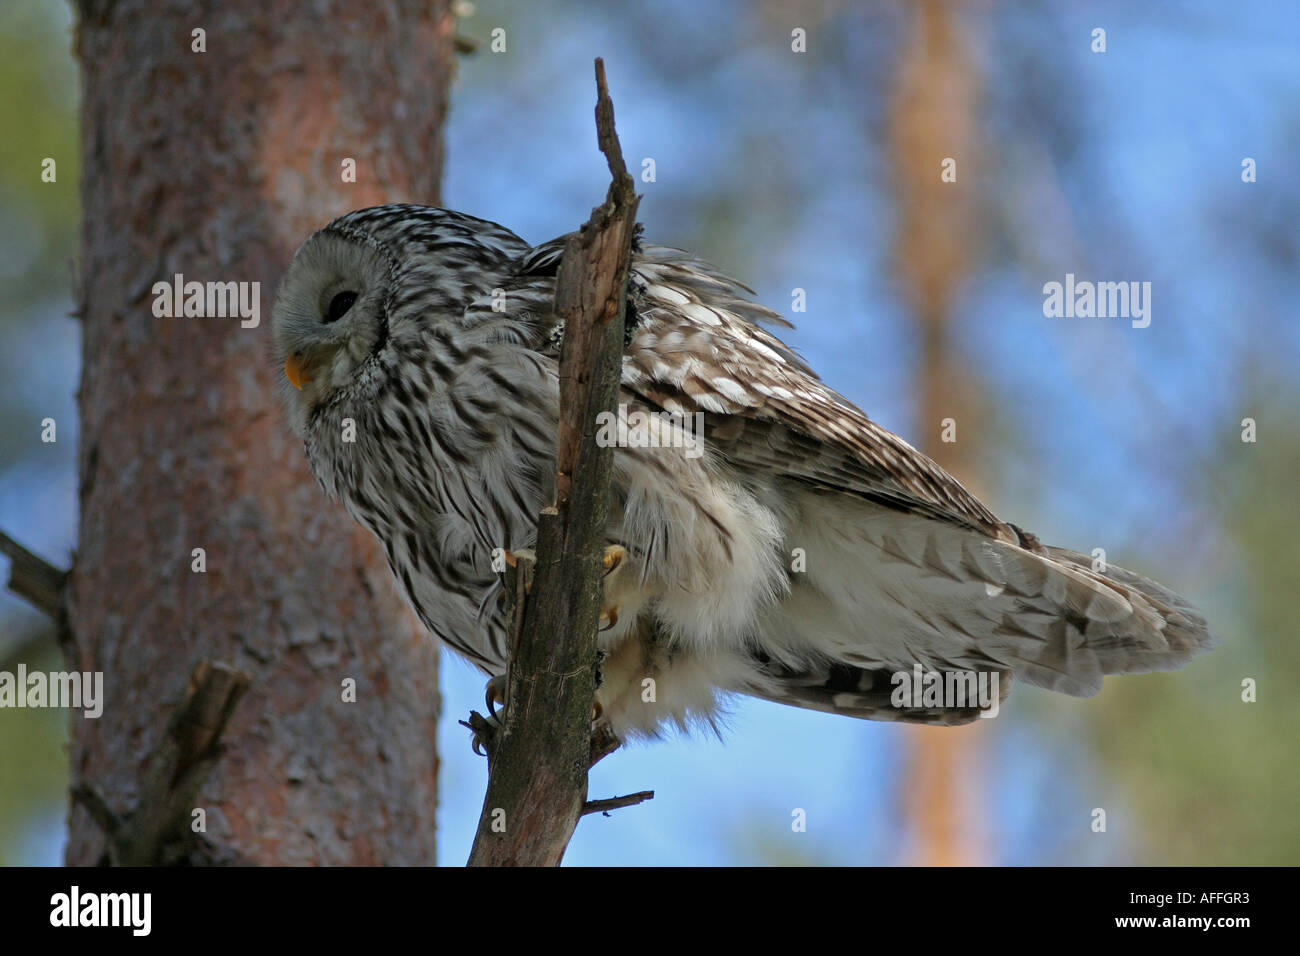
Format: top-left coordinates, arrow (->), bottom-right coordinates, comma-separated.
513,237 -> 1014,541
501,236 -> 1214,718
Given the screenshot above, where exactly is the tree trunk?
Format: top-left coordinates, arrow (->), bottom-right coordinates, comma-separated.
66,0 -> 454,866
889,0 -> 988,867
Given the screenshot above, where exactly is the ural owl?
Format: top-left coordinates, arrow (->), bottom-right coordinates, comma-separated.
271,204 -> 1215,740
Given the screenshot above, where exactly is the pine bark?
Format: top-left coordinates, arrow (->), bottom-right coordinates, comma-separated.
67,0 -> 455,865
889,0 -> 989,866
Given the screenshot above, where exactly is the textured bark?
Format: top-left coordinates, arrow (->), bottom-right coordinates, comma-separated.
889,0 -> 989,867
67,0 -> 455,865
467,62 -> 640,867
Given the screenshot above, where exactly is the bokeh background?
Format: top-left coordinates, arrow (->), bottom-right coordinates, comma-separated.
2,0 -> 1297,865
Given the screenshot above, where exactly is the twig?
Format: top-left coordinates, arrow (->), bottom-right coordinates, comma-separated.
466,58 -> 642,867
0,530 -> 69,622
70,782 -> 122,836
581,790 -> 655,817
72,658 -> 251,866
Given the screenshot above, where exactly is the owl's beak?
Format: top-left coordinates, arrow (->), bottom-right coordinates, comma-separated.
284,352 -> 312,389
285,343 -> 343,389
283,348 -> 321,390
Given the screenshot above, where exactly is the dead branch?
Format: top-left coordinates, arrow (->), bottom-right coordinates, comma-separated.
73,658 -> 251,866
581,790 -> 655,817
0,530 -> 68,623
466,59 -> 646,867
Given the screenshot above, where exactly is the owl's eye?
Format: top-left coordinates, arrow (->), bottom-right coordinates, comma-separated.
324,291 -> 358,324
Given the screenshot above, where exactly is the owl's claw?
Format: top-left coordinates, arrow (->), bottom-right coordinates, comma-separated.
474,548 -> 621,751
599,545 -> 626,632
602,545 -> 625,577
470,711 -> 501,757
464,675 -> 510,757
485,674 -> 507,717
459,709 -> 501,758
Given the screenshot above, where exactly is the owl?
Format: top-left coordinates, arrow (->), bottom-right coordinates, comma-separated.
271,204 -> 1215,740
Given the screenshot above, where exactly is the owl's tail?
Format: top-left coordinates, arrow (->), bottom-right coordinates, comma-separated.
1000,545 -> 1218,696
741,514 -> 1217,722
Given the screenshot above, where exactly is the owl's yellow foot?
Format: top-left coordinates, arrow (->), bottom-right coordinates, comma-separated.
471,545 -> 624,756
466,710 -> 500,757
468,676 -> 600,756
462,675 -> 510,756
602,545 -> 626,575
599,544 -> 627,632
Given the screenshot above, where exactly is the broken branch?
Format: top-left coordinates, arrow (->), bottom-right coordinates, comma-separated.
466,58 -> 643,867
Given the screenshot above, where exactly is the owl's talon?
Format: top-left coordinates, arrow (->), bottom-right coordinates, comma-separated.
598,545 -> 628,632
602,545 -> 626,578
461,711 -> 500,758
485,674 -> 507,717
469,710 -> 502,757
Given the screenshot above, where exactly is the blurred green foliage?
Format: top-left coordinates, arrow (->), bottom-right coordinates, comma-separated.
0,635 -> 69,865
0,0 -> 77,865
0,1 -> 78,315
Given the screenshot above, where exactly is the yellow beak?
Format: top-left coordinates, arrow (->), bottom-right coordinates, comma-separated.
284,352 -> 312,390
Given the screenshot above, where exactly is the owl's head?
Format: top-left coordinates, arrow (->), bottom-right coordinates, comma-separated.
272,204 -> 532,435
270,222 -> 395,435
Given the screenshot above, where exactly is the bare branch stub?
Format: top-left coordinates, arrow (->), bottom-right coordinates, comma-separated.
0,530 -> 76,668
0,530 -> 69,622
466,58 -> 642,867
74,658 -> 251,866
581,790 -> 655,817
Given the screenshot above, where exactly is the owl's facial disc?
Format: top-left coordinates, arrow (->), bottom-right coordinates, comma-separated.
284,289 -> 356,387
271,229 -> 390,429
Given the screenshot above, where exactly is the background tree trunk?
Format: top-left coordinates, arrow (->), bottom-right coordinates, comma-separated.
66,0 -> 454,865
889,0 -> 989,867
